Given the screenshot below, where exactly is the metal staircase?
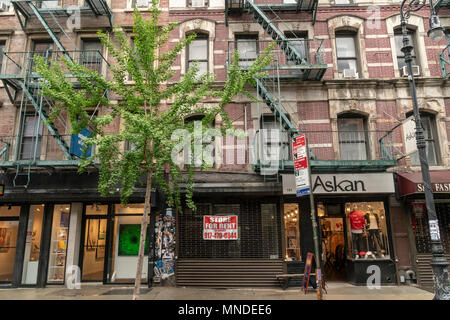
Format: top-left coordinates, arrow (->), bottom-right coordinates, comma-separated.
245,0 -> 310,68
0,0 -> 112,187
439,44 -> 450,78
226,0 -> 326,153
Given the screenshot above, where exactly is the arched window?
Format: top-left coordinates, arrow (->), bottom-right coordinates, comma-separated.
187,33 -> 208,76
406,111 -> 440,166
337,113 -> 369,160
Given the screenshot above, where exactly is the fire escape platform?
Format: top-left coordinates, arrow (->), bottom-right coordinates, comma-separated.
11,0 -> 113,29
434,0 -> 450,13
253,160 -> 399,174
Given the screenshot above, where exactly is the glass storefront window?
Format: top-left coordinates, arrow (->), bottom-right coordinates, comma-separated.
0,219 -> 19,282
22,205 -> 44,284
345,201 -> 390,260
85,204 -> 108,215
108,204 -> 147,283
82,217 -> 107,281
47,205 -> 71,283
284,203 -> 300,261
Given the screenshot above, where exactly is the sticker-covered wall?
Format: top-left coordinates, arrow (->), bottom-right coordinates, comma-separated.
153,211 -> 175,285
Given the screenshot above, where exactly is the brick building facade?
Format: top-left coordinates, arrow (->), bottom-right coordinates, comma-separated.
0,0 -> 449,290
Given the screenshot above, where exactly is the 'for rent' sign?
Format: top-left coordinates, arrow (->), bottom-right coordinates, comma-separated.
203,216 -> 238,240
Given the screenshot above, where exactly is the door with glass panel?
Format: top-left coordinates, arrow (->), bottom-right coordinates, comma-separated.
81,204 -> 108,281
0,206 -> 20,283
21,205 -> 45,285
47,205 -> 71,284
107,204 -> 149,284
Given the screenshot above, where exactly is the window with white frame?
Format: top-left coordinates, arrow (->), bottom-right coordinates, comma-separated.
285,31 -> 308,69
260,115 -> 290,162
335,31 -> 359,77
20,115 -> 43,160
187,33 -> 208,76
236,35 -> 258,68
132,0 -> 150,8
38,1 -> 59,8
82,39 -> 103,74
187,0 -> 208,7
337,114 -> 369,161
0,0 -> 11,12
394,28 -> 419,72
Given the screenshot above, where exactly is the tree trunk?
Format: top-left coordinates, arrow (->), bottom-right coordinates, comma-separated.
132,171 -> 152,300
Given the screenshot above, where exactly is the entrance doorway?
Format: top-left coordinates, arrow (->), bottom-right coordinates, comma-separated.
0,206 -> 20,283
21,205 -> 44,285
80,204 -> 108,281
318,204 -> 347,281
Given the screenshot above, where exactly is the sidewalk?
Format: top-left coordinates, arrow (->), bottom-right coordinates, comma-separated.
0,282 -> 434,300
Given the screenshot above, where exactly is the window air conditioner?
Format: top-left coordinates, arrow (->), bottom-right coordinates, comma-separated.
401,65 -> 420,77
136,0 -> 149,7
189,0 -> 208,6
343,68 -> 358,78
0,1 -> 10,12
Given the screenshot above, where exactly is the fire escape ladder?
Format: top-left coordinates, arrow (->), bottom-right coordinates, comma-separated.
255,79 -> 298,136
18,81 -> 72,160
23,1 -> 74,60
244,0 -> 310,67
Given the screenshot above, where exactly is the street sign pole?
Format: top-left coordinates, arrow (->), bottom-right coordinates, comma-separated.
292,134 -> 324,300
305,137 -> 323,300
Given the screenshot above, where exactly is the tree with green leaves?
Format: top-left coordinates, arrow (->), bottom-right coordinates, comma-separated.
35,0 -> 274,299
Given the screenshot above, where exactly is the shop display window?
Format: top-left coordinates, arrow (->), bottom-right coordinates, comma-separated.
284,203 -> 301,261
108,203 -> 148,283
345,202 -> 390,260
22,205 -> 44,285
0,206 -> 19,282
47,205 -> 71,283
82,217 -> 107,281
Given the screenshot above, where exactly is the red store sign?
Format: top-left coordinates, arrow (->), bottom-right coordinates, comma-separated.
203,216 -> 238,240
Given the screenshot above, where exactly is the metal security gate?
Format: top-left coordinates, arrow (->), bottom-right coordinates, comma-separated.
413,203 -> 450,290
177,200 -> 283,287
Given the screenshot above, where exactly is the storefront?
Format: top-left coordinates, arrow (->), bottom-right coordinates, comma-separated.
79,202 -> 167,284
282,172 -> 398,286
176,194 -> 283,287
0,171 -> 163,287
0,203 -> 72,287
396,171 -> 450,290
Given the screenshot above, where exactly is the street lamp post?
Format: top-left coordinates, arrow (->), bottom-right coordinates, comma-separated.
400,0 -> 450,300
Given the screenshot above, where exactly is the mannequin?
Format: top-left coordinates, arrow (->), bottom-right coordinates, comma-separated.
365,209 -> 385,258
349,205 -> 365,259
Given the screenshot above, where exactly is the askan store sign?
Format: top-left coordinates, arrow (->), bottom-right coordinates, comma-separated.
203,216 -> 238,240
282,173 -> 395,194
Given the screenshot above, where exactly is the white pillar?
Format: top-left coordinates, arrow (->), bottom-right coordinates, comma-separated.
65,202 -> 83,286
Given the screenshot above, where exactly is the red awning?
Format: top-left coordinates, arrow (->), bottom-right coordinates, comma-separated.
397,171 -> 450,196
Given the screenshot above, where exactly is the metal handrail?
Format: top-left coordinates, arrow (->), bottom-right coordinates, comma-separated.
0,50 -> 110,76
439,44 -> 450,77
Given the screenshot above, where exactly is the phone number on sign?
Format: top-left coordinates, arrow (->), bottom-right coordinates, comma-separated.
203,231 -> 238,240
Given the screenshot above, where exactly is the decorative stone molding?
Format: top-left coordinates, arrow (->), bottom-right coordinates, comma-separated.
179,18 -> 216,74
385,13 -> 429,77
327,15 -> 369,79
